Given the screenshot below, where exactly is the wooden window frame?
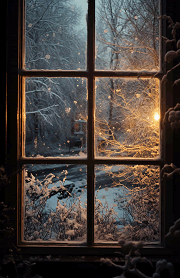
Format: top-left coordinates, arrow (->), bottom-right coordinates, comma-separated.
5,0 -> 177,259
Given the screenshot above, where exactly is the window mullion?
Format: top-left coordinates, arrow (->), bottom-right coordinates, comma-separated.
87,0 -> 95,246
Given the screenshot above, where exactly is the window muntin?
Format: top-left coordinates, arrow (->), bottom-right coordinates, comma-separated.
20,0 -> 162,246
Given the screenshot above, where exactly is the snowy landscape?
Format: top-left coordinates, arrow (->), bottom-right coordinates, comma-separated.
24,162 -> 159,242
24,0 -> 160,243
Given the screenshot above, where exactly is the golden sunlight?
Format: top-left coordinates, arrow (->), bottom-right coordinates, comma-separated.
154,112 -> 160,121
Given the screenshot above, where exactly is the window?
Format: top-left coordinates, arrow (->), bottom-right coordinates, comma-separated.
5,0 -> 176,257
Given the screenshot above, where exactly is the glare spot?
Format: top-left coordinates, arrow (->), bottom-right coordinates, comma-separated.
154,112 -> 160,121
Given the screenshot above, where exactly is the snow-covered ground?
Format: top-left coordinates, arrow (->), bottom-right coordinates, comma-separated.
43,164 -> 132,228
25,162 -> 133,237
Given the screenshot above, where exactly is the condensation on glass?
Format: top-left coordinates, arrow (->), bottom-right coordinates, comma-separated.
24,78 -> 87,158
25,0 -> 87,70
94,165 -> 160,242
23,164 -> 87,242
95,78 -> 160,158
95,0 -> 159,71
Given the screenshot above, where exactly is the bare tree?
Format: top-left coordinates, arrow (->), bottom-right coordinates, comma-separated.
25,0 -> 87,156
96,0 -> 159,71
24,0 -> 161,242
95,0 -> 160,241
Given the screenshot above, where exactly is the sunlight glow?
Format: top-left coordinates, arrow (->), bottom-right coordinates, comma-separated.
154,112 -> 160,121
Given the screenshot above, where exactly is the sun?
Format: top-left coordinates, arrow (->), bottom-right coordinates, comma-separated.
154,112 -> 160,121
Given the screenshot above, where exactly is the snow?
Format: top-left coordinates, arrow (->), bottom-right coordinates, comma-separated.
45,180 -> 75,212
26,162 -> 130,227
95,165 -> 126,177
44,177 -> 131,228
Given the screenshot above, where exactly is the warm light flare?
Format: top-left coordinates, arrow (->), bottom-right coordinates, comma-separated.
154,112 -> 160,121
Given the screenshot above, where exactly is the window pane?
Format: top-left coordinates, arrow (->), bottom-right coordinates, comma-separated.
25,0 -> 87,70
95,78 -> 160,158
24,164 -> 87,242
95,165 -> 160,242
95,0 -> 159,70
25,78 -> 87,157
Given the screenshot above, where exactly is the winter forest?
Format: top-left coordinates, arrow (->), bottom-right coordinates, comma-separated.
24,0 -> 160,243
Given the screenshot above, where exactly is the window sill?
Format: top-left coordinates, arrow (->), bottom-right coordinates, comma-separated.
16,243 -> 180,263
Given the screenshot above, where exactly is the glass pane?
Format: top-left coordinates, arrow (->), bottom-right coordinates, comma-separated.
25,0 -> 87,70
25,78 -> 87,157
95,78 -> 160,158
95,165 -> 160,242
95,0 -> 159,71
24,164 -> 87,242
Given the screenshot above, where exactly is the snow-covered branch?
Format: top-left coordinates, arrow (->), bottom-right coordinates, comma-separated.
26,104 -> 59,114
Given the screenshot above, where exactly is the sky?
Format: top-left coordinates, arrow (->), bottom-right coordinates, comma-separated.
73,0 -> 88,27
74,0 -> 88,12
